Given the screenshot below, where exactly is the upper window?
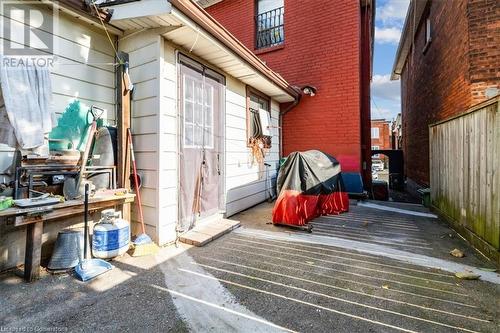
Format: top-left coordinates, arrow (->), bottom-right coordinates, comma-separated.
425,17 -> 432,44
371,127 -> 380,139
247,87 -> 272,148
423,15 -> 432,53
255,0 -> 284,49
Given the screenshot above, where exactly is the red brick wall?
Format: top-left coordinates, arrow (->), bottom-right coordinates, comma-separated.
401,0 -> 471,186
207,0 -> 370,176
400,0 -> 499,187
204,0 -> 255,48
467,0 -> 500,104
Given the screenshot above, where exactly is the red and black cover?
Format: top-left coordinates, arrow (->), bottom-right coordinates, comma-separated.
272,150 -> 349,226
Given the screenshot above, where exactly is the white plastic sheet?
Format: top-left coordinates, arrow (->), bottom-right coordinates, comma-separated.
0,63 -> 54,149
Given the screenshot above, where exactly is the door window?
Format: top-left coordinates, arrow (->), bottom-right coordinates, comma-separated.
183,75 -> 214,149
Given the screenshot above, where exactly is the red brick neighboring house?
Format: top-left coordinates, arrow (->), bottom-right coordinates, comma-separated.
371,119 -> 391,165
371,119 -> 392,151
392,0 -> 500,189
200,0 -> 375,187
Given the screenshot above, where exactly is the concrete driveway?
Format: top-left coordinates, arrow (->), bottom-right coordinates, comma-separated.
1,201 -> 499,332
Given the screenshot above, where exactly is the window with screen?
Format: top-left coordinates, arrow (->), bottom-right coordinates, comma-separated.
247,87 -> 272,148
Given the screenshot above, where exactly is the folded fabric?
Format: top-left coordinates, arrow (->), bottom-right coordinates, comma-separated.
0,63 -> 54,149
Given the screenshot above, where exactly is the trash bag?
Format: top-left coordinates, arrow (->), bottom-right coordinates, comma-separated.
272,150 -> 349,226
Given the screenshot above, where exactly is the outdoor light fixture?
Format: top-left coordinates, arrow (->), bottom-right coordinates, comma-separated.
302,86 -> 316,96
294,85 -> 317,97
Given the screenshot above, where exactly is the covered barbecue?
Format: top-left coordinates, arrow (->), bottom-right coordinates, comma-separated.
273,150 -> 349,226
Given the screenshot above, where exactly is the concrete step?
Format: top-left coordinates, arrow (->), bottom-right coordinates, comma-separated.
179,218 -> 240,246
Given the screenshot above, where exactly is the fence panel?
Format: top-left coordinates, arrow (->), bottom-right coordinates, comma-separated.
430,98 -> 499,249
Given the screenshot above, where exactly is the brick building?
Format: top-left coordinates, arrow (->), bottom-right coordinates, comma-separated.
371,119 -> 391,151
370,119 -> 391,164
199,0 -> 375,187
392,0 -> 500,188
391,113 -> 402,150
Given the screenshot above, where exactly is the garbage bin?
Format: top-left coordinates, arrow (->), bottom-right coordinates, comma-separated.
418,188 -> 431,207
372,180 -> 389,201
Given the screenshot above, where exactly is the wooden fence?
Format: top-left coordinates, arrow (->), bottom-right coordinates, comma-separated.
430,97 -> 499,250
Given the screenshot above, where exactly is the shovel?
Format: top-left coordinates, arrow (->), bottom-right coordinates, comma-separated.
64,106 -> 104,200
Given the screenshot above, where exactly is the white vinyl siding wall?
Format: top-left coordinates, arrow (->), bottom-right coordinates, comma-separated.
118,30 -> 164,243
125,37 -> 282,244
0,6 -> 116,122
225,78 -> 280,216
119,35 -> 179,246
0,7 -> 116,271
158,41 -> 178,245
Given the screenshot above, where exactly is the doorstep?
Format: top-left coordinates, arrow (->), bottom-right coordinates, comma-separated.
179,219 -> 240,246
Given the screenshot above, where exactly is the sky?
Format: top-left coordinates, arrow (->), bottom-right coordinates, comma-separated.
371,0 -> 410,121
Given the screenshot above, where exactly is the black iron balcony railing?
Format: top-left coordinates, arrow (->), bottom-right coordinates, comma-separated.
255,7 -> 284,49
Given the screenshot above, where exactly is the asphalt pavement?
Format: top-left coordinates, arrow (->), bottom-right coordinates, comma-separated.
1,201 -> 499,332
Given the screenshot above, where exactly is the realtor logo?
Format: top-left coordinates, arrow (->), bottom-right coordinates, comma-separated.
1,1 -> 57,56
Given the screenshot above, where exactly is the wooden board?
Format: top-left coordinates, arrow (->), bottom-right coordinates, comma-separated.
179,219 -> 240,246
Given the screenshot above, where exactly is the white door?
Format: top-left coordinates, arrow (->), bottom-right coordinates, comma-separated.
178,54 -> 225,233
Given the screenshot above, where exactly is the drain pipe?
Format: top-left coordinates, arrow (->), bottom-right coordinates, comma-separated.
279,94 -> 301,160
279,85 -> 317,158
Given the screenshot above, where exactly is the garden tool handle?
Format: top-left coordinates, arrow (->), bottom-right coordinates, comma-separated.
83,183 -> 89,260
128,128 -> 146,234
90,105 -> 105,121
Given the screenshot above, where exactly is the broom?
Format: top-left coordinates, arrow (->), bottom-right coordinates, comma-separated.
127,128 -> 159,256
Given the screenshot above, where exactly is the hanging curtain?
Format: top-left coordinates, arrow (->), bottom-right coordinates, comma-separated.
249,107 -> 263,140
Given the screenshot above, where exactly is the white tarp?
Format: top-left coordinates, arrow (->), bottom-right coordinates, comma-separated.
0,63 -> 54,149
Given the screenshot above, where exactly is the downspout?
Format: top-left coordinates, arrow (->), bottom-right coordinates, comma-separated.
279,93 -> 302,159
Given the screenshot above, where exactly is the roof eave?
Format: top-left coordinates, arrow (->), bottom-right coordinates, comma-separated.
391,0 -> 428,81
57,0 -> 124,35
169,0 -> 300,101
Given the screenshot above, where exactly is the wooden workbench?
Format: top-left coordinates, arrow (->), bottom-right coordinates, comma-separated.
0,194 -> 135,282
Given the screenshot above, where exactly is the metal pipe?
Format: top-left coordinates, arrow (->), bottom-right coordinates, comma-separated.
279,91 -> 302,158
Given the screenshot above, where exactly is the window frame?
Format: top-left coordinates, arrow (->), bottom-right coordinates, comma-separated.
254,0 -> 285,50
246,85 -> 272,148
423,13 -> 432,54
371,127 -> 380,139
425,17 -> 431,43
